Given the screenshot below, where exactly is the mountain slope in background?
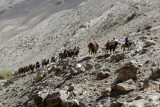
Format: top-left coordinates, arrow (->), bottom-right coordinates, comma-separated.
0,0 -> 86,43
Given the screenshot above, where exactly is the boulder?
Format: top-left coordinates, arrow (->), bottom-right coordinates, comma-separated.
145,40 -> 156,47
62,99 -> 86,107
141,48 -> 148,54
0,103 -> 3,107
70,68 -> 79,75
151,67 -> 160,80
35,71 -> 44,83
30,91 -> 46,106
135,95 -> 144,100
85,63 -> 93,70
48,64 -> 57,73
110,101 -> 123,107
68,85 -> 75,91
31,90 -> 86,107
142,80 -> 150,89
75,63 -> 85,72
110,54 -> 125,62
122,99 -> 156,107
93,97 -> 111,107
45,91 -> 64,107
156,84 -> 160,92
101,87 -> 111,97
76,64 -> 82,69
112,79 -> 136,92
97,71 -> 110,80
136,46 -> 142,53
117,62 -> 139,81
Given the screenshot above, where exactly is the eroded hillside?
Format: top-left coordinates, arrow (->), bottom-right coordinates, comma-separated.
0,0 -> 159,71
0,0 -> 160,106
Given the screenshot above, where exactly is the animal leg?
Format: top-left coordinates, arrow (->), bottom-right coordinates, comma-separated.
110,49 -> 112,54
123,47 -> 125,53
113,49 -> 115,53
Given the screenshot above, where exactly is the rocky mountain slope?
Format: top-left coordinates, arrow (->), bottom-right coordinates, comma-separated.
0,0 -> 160,106
0,0 -> 159,71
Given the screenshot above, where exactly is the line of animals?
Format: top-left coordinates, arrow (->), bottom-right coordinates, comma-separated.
18,46 -> 80,74
18,37 -> 135,75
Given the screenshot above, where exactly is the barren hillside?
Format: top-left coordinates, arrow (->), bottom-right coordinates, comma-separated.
0,0 -> 159,71
0,0 -> 160,106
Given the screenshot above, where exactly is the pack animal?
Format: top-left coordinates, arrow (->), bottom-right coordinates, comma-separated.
42,59 -> 49,68
121,41 -> 136,52
105,41 -> 119,54
36,62 -> 40,70
88,42 -> 99,56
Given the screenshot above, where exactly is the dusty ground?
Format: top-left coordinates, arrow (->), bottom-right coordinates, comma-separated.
0,0 -> 160,106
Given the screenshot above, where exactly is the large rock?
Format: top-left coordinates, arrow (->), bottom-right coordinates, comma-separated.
110,101 -> 123,107
141,47 -> 148,54
68,85 -> 75,91
30,90 -> 49,107
110,54 -> 125,62
35,71 -> 45,83
97,71 -> 110,80
62,99 -> 86,107
145,40 -> 156,47
75,63 -> 85,72
101,87 -> 111,97
70,68 -> 80,75
112,79 -> 136,92
117,62 -> 139,81
48,64 -> 58,73
31,90 -> 86,107
122,99 -> 157,107
84,63 -> 93,70
151,66 -> 160,80
45,91 -> 65,107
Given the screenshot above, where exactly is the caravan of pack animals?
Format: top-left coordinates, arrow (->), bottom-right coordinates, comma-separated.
18,37 -> 135,74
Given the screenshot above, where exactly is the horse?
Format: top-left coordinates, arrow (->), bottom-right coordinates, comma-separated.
59,52 -> 64,61
18,67 -> 25,74
88,42 -> 99,56
36,61 -> 40,70
105,41 -> 119,54
73,46 -> 80,56
51,56 -> 58,63
29,64 -> 35,72
41,59 -> 49,68
25,66 -> 30,73
121,41 -> 136,52
70,46 -> 80,58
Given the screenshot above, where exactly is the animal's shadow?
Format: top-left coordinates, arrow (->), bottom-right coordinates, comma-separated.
96,54 -> 110,59
77,56 -> 92,63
